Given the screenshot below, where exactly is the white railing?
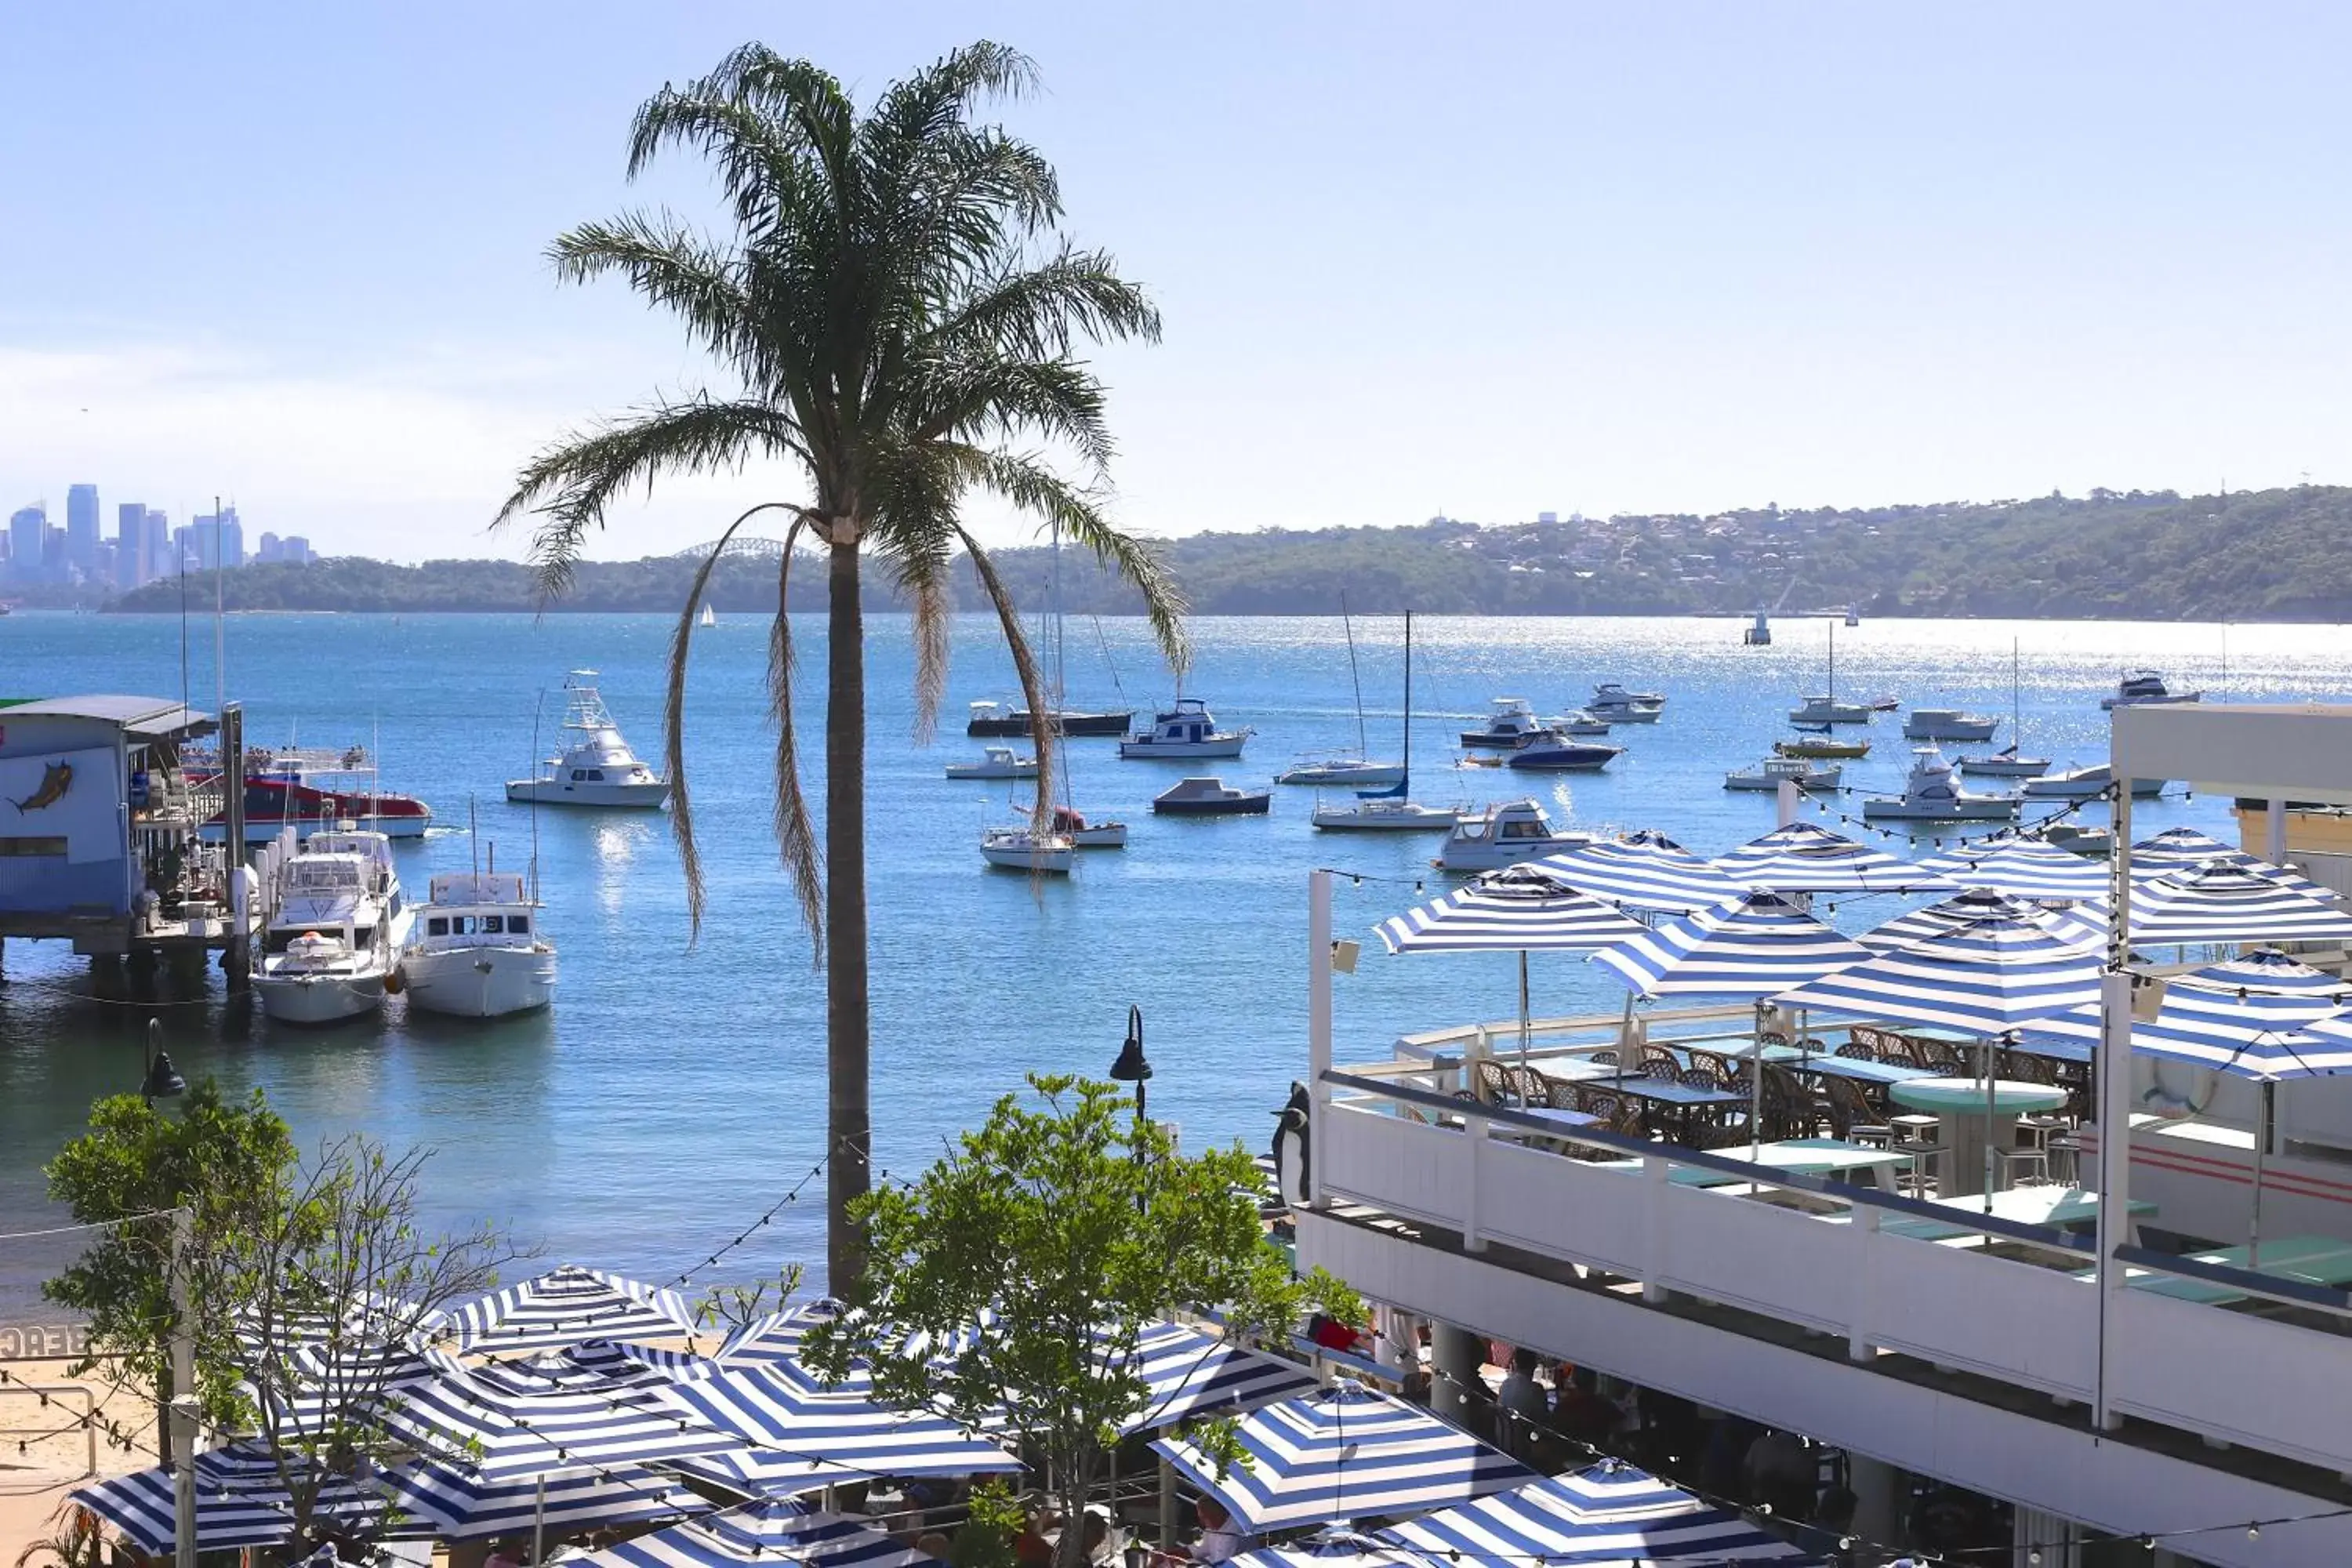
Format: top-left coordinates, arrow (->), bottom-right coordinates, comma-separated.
1315,1073 -> 2352,1473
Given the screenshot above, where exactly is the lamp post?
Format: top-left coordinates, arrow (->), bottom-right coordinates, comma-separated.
1108,1004 -> 1152,1211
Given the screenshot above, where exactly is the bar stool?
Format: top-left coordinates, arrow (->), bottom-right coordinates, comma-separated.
2016,1113 -> 2072,1184
1890,1112 -> 1945,1196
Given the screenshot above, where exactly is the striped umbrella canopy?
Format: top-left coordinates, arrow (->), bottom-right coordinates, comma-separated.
719,1301 -> 998,1399
1858,889 -> 2106,957
1711,821 -> 1957,894
446,1265 -> 703,1354
2025,949 -> 2352,1075
2129,825 -> 2261,879
376,1367 -> 743,1483
382,1457 -> 705,1541
666,1366 -> 1019,1483
73,1441 -> 390,1555
1375,866 -> 1646,953
1374,1463 -> 1820,1566
1771,913 -> 2101,1036
2126,860 -> 2352,946
468,1341 -> 717,1396
579,1499 -> 938,1568
1149,1378 -> 1534,1532
1532,830 -> 1747,914
1114,1319 -> 1320,1434
1915,833 -> 2110,904
1591,891 -> 1872,1000
260,1341 -> 469,1439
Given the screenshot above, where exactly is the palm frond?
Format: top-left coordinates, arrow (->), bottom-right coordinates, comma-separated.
927,245 -> 1161,363
768,524 -> 826,954
916,356 -> 1117,473
550,213 -> 757,373
892,544 -> 956,746
956,526 -> 1056,835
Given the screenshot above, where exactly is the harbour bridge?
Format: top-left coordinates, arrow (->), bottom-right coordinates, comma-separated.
663,535 -> 798,562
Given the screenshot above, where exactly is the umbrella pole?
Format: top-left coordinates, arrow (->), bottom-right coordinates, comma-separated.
2252,1080 -> 2274,1269
1751,1002 -> 1765,1162
533,1476 -> 546,1566
1984,1037 -> 1998,1214
1518,949 -> 1532,1089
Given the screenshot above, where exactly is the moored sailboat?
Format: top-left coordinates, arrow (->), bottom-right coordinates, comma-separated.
1314,612 -> 1458,832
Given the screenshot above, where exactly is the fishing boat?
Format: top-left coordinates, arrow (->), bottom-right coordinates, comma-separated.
253,827 -> 415,1025
964,700 -> 1133,739
1278,598 -> 1404,786
979,826 -> 1076,873
1774,735 -> 1871,760
1901,708 -> 2002,742
505,672 -> 671,809
1119,698 -> 1250,759
1959,641 -> 2051,777
402,870 -> 556,1018
1436,799 -> 1590,871
1314,612 -> 1459,832
1151,777 -> 1270,816
1860,746 -> 2020,822
1587,684 -> 1664,724
192,746 -> 434,842
2023,763 -> 2168,800
1507,735 -> 1624,771
945,746 -> 1038,780
2100,670 -> 2202,710
1725,757 -> 1842,793
1458,698 -> 1553,750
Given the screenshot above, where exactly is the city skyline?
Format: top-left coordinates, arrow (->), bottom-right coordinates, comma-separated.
2,487 -> 314,590
4,3 -> 2349,566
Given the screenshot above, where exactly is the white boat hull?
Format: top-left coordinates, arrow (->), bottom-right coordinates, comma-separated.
1789,704 -> 1873,725
255,969 -> 388,1025
401,946 -> 557,1018
1958,755 -> 2050,777
1119,737 -> 1248,759
1904,719 -> 2001,742
1314,803 -> 1459,832
1726,768 -> 1840,792
980,837 -> 1075,872
1067,824 -> 1128,848
2102,693 -> 2201,710
1439,836 -> 1588,871
1591,707 -> 1661,724
506,779 -> 671,809
1276,761 -> 1406,786
1861,799 -> 2018,822
944,763 -> 1039,779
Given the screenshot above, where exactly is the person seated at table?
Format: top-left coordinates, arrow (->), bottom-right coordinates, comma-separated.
1190,1497 -> 1253,1563
1078,1508 -> 1123,1566
1495,1347 -> 1552,1456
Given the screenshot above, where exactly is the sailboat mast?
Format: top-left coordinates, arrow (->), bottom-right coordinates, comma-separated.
1341,593 -> 1367,757
1828,617 -> 1835,702
1401,610 -> 1413,787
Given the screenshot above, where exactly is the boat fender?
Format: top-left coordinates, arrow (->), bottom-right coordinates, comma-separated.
384,966 -> 405,996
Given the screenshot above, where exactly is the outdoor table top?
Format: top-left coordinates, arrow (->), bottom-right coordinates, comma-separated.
2072,1236 -> 2352,1304
1924,1185 -> 2155,1229
1511,1105 -> 1602,1130
1784,1054 -> 1936,1086
1594,1073 -> 1749,1107
1889,1076 -> 2071,1115
1599,1138 -> 1909,1185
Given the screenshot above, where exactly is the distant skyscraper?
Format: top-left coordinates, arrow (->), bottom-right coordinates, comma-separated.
144,510 -> 170,577
281,535 -> 314,564
191,506 -> 245,570
117,502 -> 147,588
8,505 -> 47,584
65,485 -> 100,577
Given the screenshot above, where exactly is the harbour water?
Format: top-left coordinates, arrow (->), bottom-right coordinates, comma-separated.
1,609 -> 2340,1302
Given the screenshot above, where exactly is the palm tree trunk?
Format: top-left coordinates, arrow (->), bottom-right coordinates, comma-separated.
826,532 -> 873,1294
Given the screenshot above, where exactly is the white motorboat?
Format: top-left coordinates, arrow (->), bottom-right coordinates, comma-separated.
979,826 -> 1076,873
1958,744 -> 2051,779
1549,709 -> 1614,737
2100,670 -> 2201,710
1151,777 -> 1270,815
1788,694 -> 1872,725
1860,747 -> 2020,822
1902,708 -> 2002,742
1508,735 -> 1623,771
1438,799 -> 1591,872
2022,763 -> 2168,800
1277,757 -> 1407,787
254,828 -> 415,1025
1039,804 -> 1127,848
1458,698 -> 1552,750
401,870 -> 556,1018
1725,757 -> 1842,793
945,746 -> 1038,780
505,672 -> 672,809
1119,698 -> 1251,759
964,699 -> 1132,738
1588,684 -> 1664,724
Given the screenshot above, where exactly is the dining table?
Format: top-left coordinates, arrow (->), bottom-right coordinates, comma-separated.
1887,1076 -> 2070,1200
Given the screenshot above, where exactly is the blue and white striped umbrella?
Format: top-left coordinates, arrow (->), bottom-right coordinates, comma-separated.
1376,866 -> 1646,953
2025,949 -> 2352,1075
1772,913 -> 2101,1036
73,1442 -> 390,1554
382,1457 -> 705,1541
1114,1319 -> 1319,1434
579,1499 -> 937,1568
1915,833 -> 2110,904
467,1341 -> 716,1396
1533,830 -> 1747,914
376,1367 -> 742,1483
2126,860 -> 2352,946
1858,889 -> 2105,957
2129,825 -> 2259,879
1711,821 -> 1957,894
1149,1378 -> 1534,1531
1376,1463 -> 1820,1566
446,1265 -> 704,1354
666,1366 -> 1019,1483
1591,891 -> 1872,1000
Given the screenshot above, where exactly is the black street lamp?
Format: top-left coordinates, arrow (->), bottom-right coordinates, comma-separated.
1108,1004 -> 1152,1210
141,1018 -> 186,1107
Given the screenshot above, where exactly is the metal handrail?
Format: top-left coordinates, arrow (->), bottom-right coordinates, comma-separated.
0,1382 -> 97,1481
1322,1067 -> 2093,1254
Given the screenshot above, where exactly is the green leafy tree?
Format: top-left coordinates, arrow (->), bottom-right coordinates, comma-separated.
496,41 -> 1186,1292
804,1075 -> 1360,1568
42,1080 -> 297,1460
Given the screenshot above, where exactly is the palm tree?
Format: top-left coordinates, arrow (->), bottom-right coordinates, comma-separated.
497,41 -> 1185,1290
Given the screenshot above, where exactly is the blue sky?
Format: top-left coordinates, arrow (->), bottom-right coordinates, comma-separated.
2,2 -> 2346,562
